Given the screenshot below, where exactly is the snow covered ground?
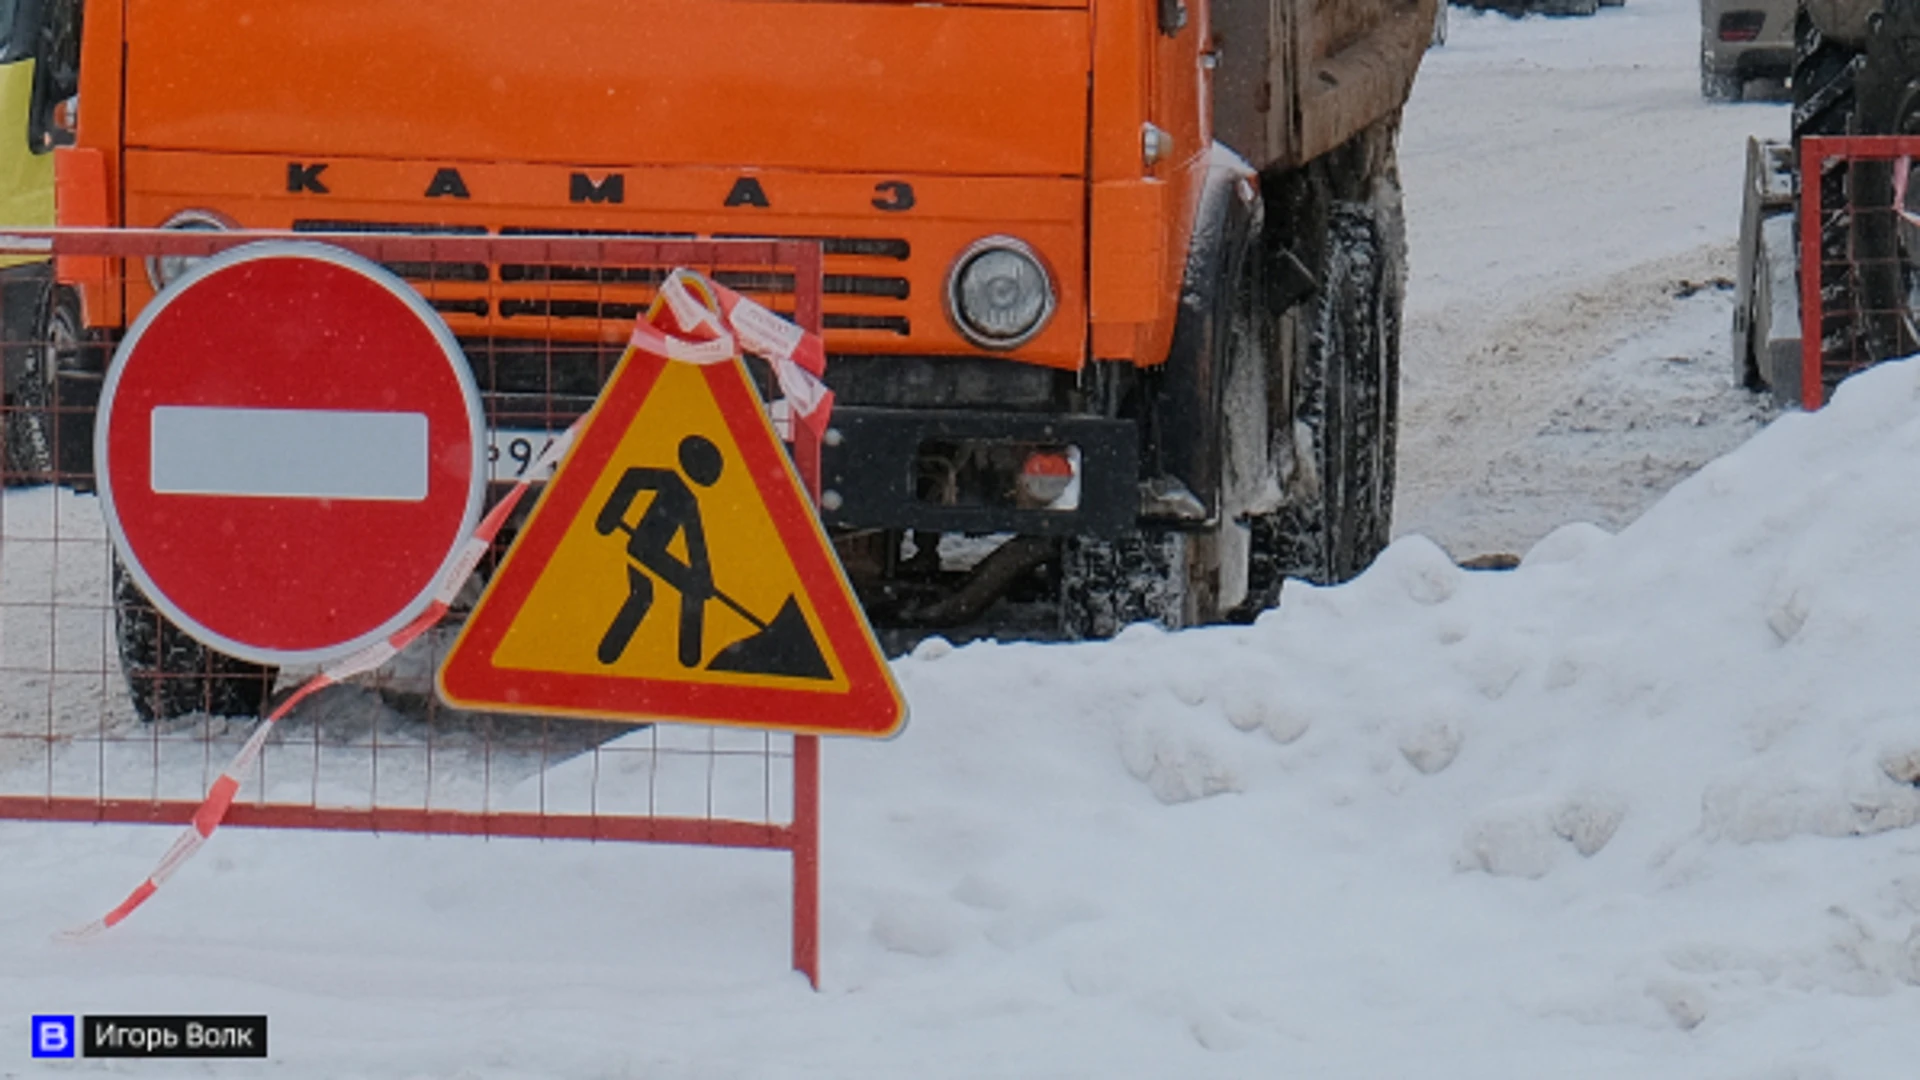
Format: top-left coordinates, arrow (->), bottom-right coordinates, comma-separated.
17,356 -> 1920,1077
1398,0 -> 1786,556
9,2 -> 1920,1077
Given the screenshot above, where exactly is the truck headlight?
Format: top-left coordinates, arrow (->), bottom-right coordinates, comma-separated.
145,210 -> 233,291
947,237 -> 1055,349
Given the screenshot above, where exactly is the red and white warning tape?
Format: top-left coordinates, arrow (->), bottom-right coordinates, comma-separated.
62,426 -> 579,940
1895,157 -> 1920,229
64,267 -> 832,939
641,269 -> 834,444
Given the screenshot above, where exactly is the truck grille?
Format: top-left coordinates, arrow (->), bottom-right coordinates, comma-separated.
290,219 -> 914,340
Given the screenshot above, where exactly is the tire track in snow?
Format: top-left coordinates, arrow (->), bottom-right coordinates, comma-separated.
1396,242 -> 1773,557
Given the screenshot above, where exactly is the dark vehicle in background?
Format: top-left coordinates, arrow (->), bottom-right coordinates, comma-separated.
1735,0 -> 1920,407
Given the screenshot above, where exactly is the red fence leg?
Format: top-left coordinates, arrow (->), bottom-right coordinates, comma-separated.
788,240 -> 824,988
1801,137 -> 1827,410
792,733 -> 820,988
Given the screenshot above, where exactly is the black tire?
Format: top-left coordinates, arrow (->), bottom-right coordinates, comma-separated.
1246,170 -> 1404,607
1790,6 -> 1920,397
1701,41 -> 1744,102
1792,10 -> 1860,400
1737,290 -> 1766,392
1061,175 -> 1263,640
1052,166 -> 1274,638
2,284 -> 77,485
1059,531 -> 1188,639
1842,2 -> 1920,371
1701,68 -> 1744,103
113,554 -> 277,722
1792,10 -> 1857,138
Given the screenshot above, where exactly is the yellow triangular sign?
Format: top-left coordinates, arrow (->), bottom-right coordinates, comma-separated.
438,340 -> 905,737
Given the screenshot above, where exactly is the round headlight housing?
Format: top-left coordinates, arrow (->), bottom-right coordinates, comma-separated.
145,209 -> 233,291
947,237 -> 1055,350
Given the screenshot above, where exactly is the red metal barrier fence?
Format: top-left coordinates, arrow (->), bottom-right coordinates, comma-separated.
0,229 -> 829,984
1798,135 -> 1920,409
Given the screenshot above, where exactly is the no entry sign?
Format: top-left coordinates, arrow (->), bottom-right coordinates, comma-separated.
96,241 -> 485,665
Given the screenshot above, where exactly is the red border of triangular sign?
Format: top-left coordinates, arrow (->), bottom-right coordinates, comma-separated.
437,345 -> 906,738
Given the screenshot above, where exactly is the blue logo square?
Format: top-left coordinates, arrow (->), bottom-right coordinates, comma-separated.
31,1015 -> 75,1058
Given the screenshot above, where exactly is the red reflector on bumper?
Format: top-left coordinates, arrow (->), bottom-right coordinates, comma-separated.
1718,11 -> 1765,41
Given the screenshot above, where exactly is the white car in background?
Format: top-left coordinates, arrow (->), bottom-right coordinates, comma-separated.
1454,0 -> 1624,18
1699,0 -> 1796,100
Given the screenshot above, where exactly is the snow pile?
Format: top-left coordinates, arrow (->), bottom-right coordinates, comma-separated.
824,358 -> 1920,1073
11,357 -> 1918,1077
5,3 -> 1920,1070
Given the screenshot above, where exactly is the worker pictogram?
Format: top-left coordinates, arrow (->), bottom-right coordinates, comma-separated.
438,297 -> 904,738
593,433 -> 829,680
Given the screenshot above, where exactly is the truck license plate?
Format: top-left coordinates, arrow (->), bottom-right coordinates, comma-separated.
486,429 -> 561,482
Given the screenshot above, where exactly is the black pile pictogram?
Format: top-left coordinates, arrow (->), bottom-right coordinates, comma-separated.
592,435 -> 830,680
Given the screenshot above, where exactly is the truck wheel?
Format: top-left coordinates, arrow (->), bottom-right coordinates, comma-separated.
2,285 -> 77,485
1244,170 -> 1404,609
1700,42 -> 1744,101
1792,9 -> 1856,136
113,554 -> 277,722
1059,531 -> 1189,639
1060,314 -> 1261,638
1792,9 -> 1860,399
1060,166 -> 1265,640
1840,1 -> 1920,371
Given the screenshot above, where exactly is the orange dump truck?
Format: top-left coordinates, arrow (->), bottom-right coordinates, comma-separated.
22,0 -> 1432,716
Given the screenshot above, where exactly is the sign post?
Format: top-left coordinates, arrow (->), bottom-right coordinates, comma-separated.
0,231 -> 847,988
441,269 -> 902,986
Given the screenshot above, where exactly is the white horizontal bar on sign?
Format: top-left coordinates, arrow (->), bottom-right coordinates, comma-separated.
149,406 -> 430,501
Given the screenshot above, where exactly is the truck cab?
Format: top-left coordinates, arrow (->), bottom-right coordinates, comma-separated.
45,0 -> 1433,718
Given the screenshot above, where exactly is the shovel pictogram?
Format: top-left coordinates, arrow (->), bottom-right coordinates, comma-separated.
593,434 -> 831,680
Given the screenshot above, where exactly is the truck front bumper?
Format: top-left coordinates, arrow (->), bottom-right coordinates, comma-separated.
819,407 -> 1139,539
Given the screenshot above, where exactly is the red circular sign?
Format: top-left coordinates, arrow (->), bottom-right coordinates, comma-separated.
97,241 -> 485,665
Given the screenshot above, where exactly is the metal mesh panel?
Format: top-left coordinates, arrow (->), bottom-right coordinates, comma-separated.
1798,135 -> 1920,408
0,229 -> 826,976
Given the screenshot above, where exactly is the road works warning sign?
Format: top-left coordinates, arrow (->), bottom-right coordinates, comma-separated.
438,318 -> 904,738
